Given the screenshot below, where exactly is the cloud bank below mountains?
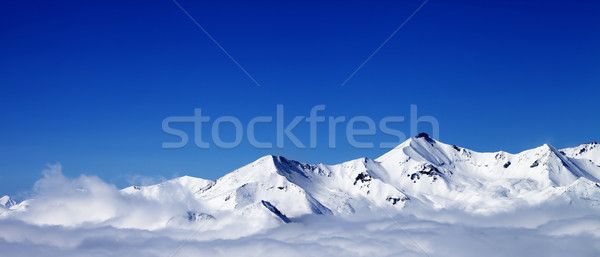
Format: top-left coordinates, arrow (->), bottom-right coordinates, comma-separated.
1,211 -> 599,257
1,165 -> 599,257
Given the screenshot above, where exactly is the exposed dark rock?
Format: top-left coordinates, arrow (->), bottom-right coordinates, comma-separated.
408,164 -> 443,181
530,160 -> 539,168
503,161 -> 511,168
453,145 -> 461,152
354,172 -> 372,185
410,173 -> 420,180
416,132 -> 430,139
464,150 -> 473,158
418,164 -> 441,176
416,132 -> 436,144
386,196 -> 409,205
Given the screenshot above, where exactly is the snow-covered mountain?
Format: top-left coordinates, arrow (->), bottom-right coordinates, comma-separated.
0,195 -> 16,209
377,134 -> 600,212
3,134 -> 600,229
117,134 -> 600,226
0,195 -> 17,217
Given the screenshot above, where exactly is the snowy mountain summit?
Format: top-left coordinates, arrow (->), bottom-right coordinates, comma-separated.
0,195 -> 16,209
3,135 -> 600,230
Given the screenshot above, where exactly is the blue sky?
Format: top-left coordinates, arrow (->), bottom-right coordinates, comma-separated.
1,0 -> 599,198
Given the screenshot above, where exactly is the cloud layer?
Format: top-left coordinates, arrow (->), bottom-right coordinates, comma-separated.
0,165 -> 599,257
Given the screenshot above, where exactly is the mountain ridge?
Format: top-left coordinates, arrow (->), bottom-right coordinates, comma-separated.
116,135 -> 600,224
3,134 -> 600,229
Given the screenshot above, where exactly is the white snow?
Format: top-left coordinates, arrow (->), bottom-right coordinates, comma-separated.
0,195 -> 16,208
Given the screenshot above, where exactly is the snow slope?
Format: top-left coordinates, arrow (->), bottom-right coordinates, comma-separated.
0,195 -> 16,208
376,134 -> 600,213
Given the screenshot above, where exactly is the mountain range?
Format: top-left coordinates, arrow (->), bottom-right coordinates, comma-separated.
2,133 -> 599,230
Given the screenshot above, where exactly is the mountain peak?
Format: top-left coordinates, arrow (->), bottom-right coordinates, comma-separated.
540,143 -> 557,152
0,195 -> 16,208
415,132 -> 431,139
256,154 -> 276,162
414,132 -> 436,144
414,132 -> 436,143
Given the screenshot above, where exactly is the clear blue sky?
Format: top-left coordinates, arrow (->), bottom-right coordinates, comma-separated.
1,0 -> 599,199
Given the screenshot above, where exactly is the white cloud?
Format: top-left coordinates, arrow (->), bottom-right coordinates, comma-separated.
1,213 -> 599,257
14,164 -> 200,230
0,165 -> 598,257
